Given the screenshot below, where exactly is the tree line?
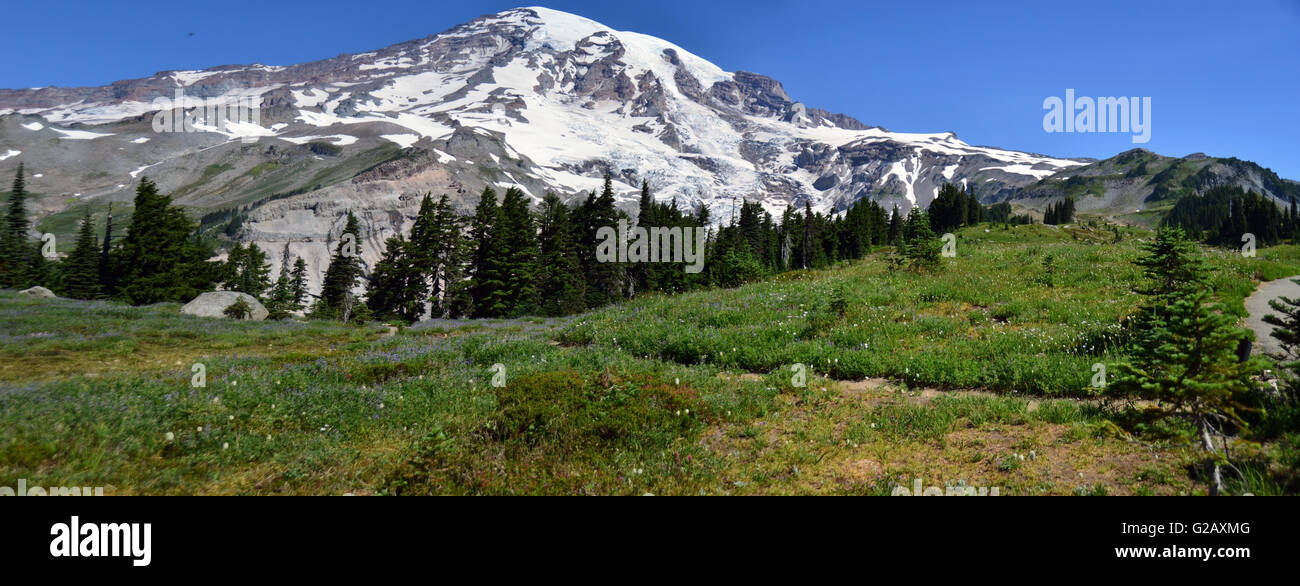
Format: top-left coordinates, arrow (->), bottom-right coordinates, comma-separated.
1164,185 -> 1295,247
4,164 -> 998,323
0,166 -> 314,317
358,174 -> 986,323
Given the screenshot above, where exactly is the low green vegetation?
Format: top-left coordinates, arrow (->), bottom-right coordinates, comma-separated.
3,222 -> 1297,495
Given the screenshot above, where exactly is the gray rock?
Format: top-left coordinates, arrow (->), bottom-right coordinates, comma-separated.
181,291 -> 268,320
18,286 -> 56,298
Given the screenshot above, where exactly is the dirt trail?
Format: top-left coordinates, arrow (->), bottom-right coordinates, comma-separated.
1244,276 -> 1300,359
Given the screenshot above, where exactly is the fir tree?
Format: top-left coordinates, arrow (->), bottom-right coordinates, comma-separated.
98,202 -> 116,295
887,205 -> 902,244
800,201 -> 815,269
468,187 -> 500,316
289,257 -> 309,310
266,243 -> 298,318
927,183 -> 966,234
478,187 -> 538,317
223,242 -> 272,299
1130,226 -> 1209,331
965,186 -> 983,225
318,211 -> 365,319
1263,284 -> 1300,403
365,234 -> 427,323
62,208 -> 101,299
25,239 -> 54,290
536,193 -> 586,316
633,179 -> 654,296
409,194 -> 468,318
578,174 -> 625,308
112,178 -> 217,305
1110,288 -> 1259,495
902,209 -> 942,271
406,193 -> 440,317
0,164 -> 30,288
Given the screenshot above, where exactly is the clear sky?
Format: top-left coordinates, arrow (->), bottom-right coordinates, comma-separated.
2,0 -> 1298,178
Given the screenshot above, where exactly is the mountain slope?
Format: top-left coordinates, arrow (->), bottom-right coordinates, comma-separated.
0,6 -> 1119,292
1007,148 -> 1300,224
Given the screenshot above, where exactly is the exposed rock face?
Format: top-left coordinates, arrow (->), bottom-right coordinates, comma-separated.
0,7 -> 1089,296
18,286 -> 56,298
181,291 -> 269,320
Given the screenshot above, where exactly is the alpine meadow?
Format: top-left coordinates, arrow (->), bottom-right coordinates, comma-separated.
2,3 -> 1299,507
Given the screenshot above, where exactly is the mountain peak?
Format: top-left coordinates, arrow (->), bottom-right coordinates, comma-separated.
0,6 -> 1086,294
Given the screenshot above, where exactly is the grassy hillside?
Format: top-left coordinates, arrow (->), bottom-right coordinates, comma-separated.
2,223 -> 1298,495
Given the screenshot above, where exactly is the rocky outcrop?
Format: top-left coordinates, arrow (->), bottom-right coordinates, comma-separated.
18,286 -> 56,298
181,291 -> 268,320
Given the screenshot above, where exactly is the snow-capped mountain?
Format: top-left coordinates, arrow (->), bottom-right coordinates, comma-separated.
0,6 -> 1085,293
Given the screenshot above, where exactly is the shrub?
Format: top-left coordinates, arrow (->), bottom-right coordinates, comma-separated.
223,298 -> 253,319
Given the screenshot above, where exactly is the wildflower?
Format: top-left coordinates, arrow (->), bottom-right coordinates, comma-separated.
222,442 -> 229,450
165,432 -> 175,442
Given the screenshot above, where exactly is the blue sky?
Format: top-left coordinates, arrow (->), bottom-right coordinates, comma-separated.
3,0 -> 1298,178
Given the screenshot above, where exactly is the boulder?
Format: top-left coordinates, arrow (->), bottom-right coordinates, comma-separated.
18,286 -> 56,298
181,291 -> 268,321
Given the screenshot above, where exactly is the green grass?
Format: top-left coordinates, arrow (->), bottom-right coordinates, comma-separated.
558,224 -> 1300,395
172,163 -> 235,198
2,223 -> 1298,494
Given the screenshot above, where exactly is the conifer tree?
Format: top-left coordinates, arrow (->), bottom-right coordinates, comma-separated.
928,183 -> 966,233
0,164 -> 30,288
478,186 -> 538,317
25,239 -> 54,290
407,193 -> 440,316
965,185 -> 982,225
887,205 -> 902,244
1130,226 -> 1208,331
409,194 -> 468,318
62,208 -> 101,299
289,257 -> 308,310
1110,226 -> 1256,494
633,179 -> 655,295
1111,288 -> 1259,495
365,234 -> 427,323
1263,284 -> 1300,401
536,193 -> 586,316
800,201 -> 815,269
902,208 -> 942,271
112,178 -> 217,304
579,174 -> 625,308
318,211 -> 364,319
223,242 -> 272,299
98,202 -> 116,295
467,187 -> 504,317
266,243 -> 298,318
